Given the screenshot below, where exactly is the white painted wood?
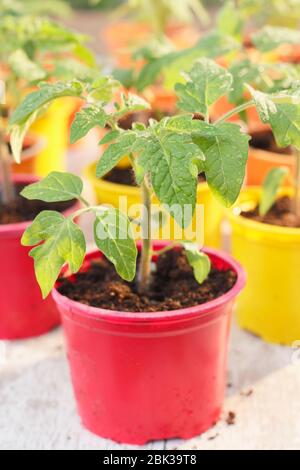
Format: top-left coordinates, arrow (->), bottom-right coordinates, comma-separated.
0,321 -> 297,450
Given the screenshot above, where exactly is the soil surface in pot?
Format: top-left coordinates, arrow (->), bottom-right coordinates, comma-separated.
250,129 -> 292,155
241,196 -> 300,228
0,183 -> 75,225
58,248 -> 237,312
103,167 -> 206,186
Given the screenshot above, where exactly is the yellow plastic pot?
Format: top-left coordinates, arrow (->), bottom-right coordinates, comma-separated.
228,187 -> 300,345
30,98 -> 78,177
86,163 -> 223,248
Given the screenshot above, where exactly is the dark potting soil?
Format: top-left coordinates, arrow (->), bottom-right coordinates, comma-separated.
58,248 -> 237,312
0,183 -> 75,225
104,167 -> 138,186
250,129 -> 292,155
241,196 -> 300,228
103,167 -> 206,186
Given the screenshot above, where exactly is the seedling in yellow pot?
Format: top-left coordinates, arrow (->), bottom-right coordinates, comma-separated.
227,83 -> 300,344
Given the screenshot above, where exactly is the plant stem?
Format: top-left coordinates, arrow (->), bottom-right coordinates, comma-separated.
294,148 -> 300,218
215,100 -> 255,125
0,128 -> 15,205
138,175 -> 152,294
154,242 -> 177,257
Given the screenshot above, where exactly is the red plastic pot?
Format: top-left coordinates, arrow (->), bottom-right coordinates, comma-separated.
0,174 -> 77,340
53,243 -> 246,445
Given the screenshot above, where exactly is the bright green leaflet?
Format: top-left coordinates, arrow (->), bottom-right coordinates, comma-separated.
22,211 -> 86,298
8,49 -> 46,82
181,242 -> 211,284
193,122 -> 250,207
253,26 -> 300,52
248,86 -> 300,150
175,58 -> 233,115
70,106 -> 108,144
21,172 -> 83,202
259,167 -> 289,216
96,132 -> 138,178
94,208 -> 137,282
10,81 -> 84,125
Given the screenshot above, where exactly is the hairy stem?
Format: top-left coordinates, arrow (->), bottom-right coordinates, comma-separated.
215,100 -> 255,124
138,176 -> 152,294
294,149 -> 300,218
0,128 -> 15,205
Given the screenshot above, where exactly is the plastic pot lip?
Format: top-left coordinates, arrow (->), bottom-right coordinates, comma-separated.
248,146 -> 293,164
0,174 -> 79,238
227,186 -> 300,239
52,244 -> 246,324
85,162 -> 209,196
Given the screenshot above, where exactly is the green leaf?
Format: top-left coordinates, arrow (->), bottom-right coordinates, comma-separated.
228,59 -> 267,105
136,32 -> 239,91
99,130 -> 121,145
10,110 -> 39,163
248,85 -> 300,150
70,106 -> 108,144
96,132 -> 137,178
175,58 -> 233,115
53,58 -> 98,81
21,172 -> 83,202
89,76 -> 120,104
193,122 -> 250,207
116,93 -> 150,120
8,49 -> 46,82
94,208 -> 137,282
259,167 -> 289,216
140,129 -> 199,227
253,26 -> 300,52
10,81 -> 84,125
217,1 -> 243,41
181,242 -> 211,284
22,211 -> 86,298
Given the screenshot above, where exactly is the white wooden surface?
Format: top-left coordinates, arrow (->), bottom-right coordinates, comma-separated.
0,321 -> 299,450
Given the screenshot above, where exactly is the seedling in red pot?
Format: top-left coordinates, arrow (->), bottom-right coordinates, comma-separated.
9,57 -> 300,299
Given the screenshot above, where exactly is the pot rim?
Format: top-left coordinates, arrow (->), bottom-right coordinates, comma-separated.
85,162 -> 209,196
248,145 -> 293,163
52,243 -> 246,323
227,186 -> 300,238
0,174 -> 78,237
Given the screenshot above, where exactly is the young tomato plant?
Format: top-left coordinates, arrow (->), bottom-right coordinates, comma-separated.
113,0 -> 209,39
9,59 -> 300,299
219,0 -> 300,31
0,14 -> 97,205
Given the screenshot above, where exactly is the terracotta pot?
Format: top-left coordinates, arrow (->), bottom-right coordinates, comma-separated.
104,20 -> 199,68
247,128 -> 295,186
53,244 -> 245,444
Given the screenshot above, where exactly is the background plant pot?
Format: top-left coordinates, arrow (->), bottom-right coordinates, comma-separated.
0,175 -> 78,340
104,21 -> 199,68
247,146 -> 295,186
228,187 -> 300,345
52,244 -> 245,445
30,98 -> 79,177
86,162 -> 223,248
